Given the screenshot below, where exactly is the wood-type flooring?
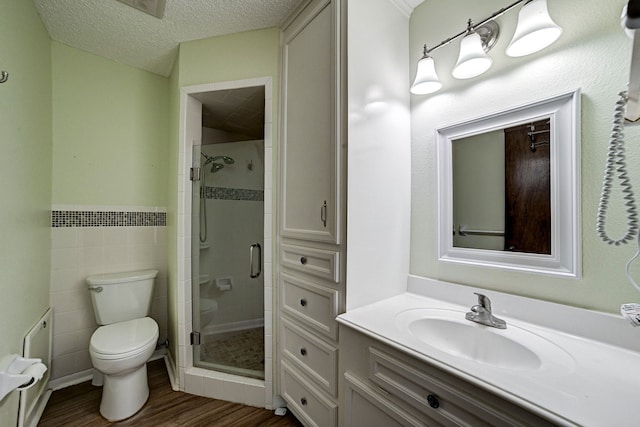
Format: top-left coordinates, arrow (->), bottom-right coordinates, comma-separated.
38,359 -> 303,426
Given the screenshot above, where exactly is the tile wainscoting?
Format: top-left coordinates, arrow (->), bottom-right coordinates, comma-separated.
49,205 -> 168,380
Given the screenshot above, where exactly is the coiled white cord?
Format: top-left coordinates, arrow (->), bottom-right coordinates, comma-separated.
596,90 -> 639,245
597,91 -> 640,293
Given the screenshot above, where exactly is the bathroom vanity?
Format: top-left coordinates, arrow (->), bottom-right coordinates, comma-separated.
337,276 -> 640,426
339,326 -> 555,426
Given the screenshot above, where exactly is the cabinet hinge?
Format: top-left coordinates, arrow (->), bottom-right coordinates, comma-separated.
190,331 -> 201,346
190,167 -> 201,181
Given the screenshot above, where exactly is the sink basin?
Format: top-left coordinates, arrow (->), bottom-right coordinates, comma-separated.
395,308 -> 574,372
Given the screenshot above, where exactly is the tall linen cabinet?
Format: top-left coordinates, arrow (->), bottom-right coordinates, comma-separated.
277,0 -> 347,425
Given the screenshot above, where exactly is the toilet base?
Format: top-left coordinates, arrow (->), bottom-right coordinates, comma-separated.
100,364 -> 149,421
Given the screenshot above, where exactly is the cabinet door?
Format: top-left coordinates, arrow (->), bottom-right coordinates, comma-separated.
281,0 -> 342,244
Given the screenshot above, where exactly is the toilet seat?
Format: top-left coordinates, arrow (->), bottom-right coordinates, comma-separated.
90,317 -> 158,360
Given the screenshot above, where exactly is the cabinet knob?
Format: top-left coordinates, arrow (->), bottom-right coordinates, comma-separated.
300,256 -> 307,265
300,397 -> 307,406
427,394 -> 440,409
300,298 -> 307,307
300,348 -> 307,356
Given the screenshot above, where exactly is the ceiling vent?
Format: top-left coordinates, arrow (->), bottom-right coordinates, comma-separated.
116,0 -> 166,19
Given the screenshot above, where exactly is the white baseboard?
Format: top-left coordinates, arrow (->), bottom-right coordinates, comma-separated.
23,389 -> 52,427
164,352 -> 179,391
47,369 -> 93,392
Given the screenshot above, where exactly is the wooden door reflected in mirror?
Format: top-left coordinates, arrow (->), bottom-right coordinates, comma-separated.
504,120 -> 550,254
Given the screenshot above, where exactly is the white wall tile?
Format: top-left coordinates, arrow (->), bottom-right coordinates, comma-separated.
184,372 -> 204,396
51,247 -> 81,271
80,227 -> 104,247
53,311 -> 78,335
51,227 -> 78,249
52,332 -> 76,357
50,210 -> 169,381
51,353 -> 75,379
74,349 -> 92,372
104,227 -> 128,246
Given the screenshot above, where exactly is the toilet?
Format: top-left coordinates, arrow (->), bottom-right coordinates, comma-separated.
200,297 -> 218,328
87,269 -> 159,421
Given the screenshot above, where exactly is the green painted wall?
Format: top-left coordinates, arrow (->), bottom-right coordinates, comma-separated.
179,28 -> 281,86
166,27 -> 280,369
0,2 -> 52,424
410,0 -> 639,313
52,42 -> 169,207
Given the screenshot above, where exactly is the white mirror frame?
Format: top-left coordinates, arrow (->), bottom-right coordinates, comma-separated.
436,89 -> 581,278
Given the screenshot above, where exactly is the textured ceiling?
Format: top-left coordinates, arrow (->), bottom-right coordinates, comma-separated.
194,86 -> 265,141
33,0 -> 305,77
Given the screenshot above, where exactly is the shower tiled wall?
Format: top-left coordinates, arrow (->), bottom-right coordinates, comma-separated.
49,205 -> 168,380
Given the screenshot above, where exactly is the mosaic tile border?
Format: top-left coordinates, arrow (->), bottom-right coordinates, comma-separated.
201,186 -> 264,202
52,210 -> 166,228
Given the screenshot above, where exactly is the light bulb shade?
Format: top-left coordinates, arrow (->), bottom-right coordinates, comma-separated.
411,56 -> 442,95
506,0 -> 563,57
452,32 -> 493,79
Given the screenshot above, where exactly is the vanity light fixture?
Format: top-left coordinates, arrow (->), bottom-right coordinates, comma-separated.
452,20 -> 496,79
410,0 -> 562,95
410,45 -> 442,94
506,0 -> 563,57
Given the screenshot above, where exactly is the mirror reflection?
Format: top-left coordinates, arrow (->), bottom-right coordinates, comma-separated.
452,119 -> 551,254
436,89 -> 580,278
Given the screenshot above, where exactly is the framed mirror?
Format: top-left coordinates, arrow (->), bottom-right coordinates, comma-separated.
436,89 -> 581,277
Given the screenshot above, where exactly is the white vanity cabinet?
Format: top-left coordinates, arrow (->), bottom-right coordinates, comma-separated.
339,325 -> 557,427
278,0 -> 346,426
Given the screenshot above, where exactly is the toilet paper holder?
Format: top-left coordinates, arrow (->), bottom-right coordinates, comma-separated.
0,354 -> 47,402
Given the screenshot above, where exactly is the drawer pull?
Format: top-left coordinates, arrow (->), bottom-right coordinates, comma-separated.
320,200 -> 327,228
300,348 -> 307,356
300,256 -> 307,265
427,394 -> 440,409
300,397 -> 308,406
300,298 -> 307,307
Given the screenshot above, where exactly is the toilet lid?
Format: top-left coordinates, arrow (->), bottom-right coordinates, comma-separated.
90,317 -> 158,357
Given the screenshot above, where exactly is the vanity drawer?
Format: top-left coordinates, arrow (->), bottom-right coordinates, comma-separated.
369,347 -> 555,427
281,244 -> 339,283
343,372 -> 429,427
282,317 -> 338,397
281,273 -> 339,340
282,360 -> 338,427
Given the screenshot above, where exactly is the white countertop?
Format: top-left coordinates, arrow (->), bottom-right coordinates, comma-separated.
337,278 -> 640,426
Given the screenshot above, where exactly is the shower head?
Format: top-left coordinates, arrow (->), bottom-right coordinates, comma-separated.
211,163 -> 224,173
201,153 -> 235,172
211,155 -> 235,165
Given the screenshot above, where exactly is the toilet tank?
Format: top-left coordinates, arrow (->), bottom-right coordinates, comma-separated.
87,269 -> 158,325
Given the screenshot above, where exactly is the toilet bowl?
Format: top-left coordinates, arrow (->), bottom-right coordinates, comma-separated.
87,269 -> 159,421
90,317 -> 158,421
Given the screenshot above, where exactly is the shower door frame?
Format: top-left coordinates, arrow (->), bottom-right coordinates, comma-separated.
176,77 -> 274,408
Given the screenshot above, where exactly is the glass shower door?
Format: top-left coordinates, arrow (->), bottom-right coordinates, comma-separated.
191,141 -> 265,380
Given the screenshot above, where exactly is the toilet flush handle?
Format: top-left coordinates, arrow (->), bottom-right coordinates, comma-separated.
88,286 -> 103,293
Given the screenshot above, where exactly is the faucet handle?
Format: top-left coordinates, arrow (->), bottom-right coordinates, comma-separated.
474,292 -> 491,310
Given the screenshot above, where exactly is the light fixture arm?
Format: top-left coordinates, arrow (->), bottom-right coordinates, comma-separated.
425,0 -> 529,55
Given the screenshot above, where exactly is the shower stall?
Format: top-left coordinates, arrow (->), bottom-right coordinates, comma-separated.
192,140 -> 265,379
179,80 -> 272,406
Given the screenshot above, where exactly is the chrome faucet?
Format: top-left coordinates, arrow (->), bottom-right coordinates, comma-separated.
465,293 -> 506,329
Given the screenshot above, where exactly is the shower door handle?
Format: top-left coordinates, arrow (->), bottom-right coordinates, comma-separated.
250,243 -> 261,278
